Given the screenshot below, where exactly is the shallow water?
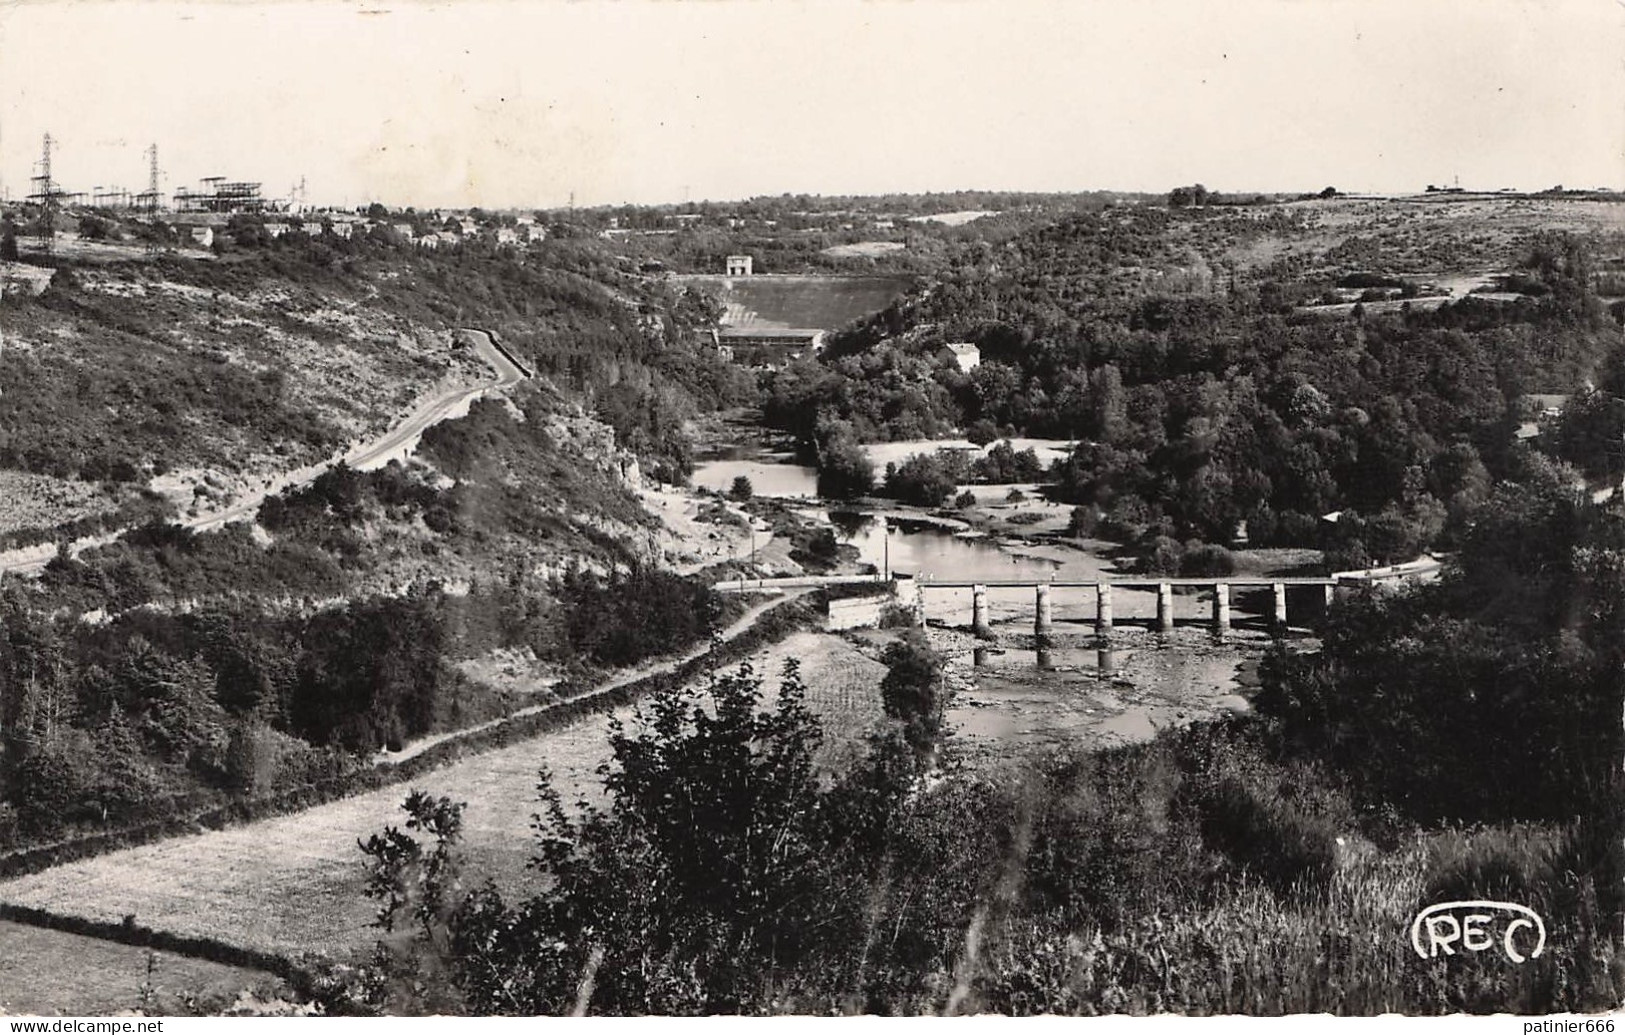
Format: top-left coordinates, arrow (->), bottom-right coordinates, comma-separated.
943,632 -> 1252,759
691,455 -> 819,498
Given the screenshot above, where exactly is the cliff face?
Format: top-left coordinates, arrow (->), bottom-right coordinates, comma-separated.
542,405 -> 644,492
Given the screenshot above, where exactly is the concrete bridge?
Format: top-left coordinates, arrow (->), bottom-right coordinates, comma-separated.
718,573 -> 1342,637
934,577 -> 1337,638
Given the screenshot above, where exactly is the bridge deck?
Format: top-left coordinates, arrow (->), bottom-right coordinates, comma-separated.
915,577 -> 1337,588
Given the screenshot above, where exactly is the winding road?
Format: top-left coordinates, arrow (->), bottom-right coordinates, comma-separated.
0,329 -> 526,576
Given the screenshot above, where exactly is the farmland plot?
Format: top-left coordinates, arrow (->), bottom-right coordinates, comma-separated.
0,632 -> 888,960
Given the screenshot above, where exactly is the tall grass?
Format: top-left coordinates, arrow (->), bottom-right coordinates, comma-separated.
776,723 -> 1621,1015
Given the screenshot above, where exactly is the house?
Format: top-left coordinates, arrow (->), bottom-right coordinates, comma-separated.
523,224 -> 548,243
391,223 -> 416,240
301,221 -> 325,236
943,342 -> 981,373
873,219 -> 895,230
189,226 -> 214,248
496,226 -> 520,246
262,222 -> 290,238
329,222 -> 353,239
725,255 -> 753,276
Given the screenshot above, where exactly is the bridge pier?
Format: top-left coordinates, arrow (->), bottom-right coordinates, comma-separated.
1034,583 -> 1052,638
1156,582 -> 1174,633
972,584 -> 991,636
1096,583 -> 1113,635
1097,645 -> 1117,678
1272,581 -> 1288,633
1212,583 -> 1230,637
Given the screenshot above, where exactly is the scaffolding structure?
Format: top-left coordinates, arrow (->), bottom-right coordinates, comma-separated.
173,176 -> 267,214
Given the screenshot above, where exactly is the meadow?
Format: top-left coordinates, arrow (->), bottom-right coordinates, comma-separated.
0,921 -> 283,1016
0,631 -> 889,961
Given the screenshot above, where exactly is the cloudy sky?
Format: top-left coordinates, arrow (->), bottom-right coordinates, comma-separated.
1,0 -> 1621,209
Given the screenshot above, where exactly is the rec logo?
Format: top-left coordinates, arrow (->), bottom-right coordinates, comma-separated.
1411,900 -> 1547,963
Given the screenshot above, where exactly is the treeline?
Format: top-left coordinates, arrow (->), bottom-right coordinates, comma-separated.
0,556 -> 730,849
1258,450 -> 1625,826
770,222 -> 1617,564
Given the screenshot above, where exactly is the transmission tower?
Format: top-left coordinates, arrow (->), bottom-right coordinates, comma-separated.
136,143 -> 162,216
27,134 -> 63,252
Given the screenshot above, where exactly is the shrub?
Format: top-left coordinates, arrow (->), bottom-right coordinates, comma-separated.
1139,535 -> 1183,575
816,438 -> 874,500
882,452 -> 962,508
1178,543 -> 1236,577
954,489 -> 978,509
966,419 -> 999,446
1066,505 -> 1099,538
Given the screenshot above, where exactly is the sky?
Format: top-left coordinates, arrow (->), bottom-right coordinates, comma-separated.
0,0 -> 1622,210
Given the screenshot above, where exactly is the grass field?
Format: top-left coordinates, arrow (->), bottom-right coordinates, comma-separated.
0,633 -> 889,961
0,921 -> 282,1016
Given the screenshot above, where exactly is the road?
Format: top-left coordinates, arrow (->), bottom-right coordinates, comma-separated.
374,588 -> 810,765
0,329 -> 525,576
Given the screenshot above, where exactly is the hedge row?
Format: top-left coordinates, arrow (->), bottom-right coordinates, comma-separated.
0,900 -> 321,1003
0,597 -> 817,882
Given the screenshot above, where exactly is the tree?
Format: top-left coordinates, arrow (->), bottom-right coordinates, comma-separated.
728,475 -> 754,502
2,219 -> 20,261
815,432 -> 874,501
882,452 -> 960,507
879,632 -> 946,763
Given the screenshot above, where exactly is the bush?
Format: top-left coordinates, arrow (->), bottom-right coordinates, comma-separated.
882,452 -> 963,508
966,419 -> 999,446
816,438 -> 874,500
1066,505 -> 1099,538
1139,535 -> 1183,575
954,489 -> 978,509
1179,543 -> 1236,577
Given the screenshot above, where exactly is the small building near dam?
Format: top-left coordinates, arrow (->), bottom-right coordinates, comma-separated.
717,326 -> 825,368
725,254 -> 754,277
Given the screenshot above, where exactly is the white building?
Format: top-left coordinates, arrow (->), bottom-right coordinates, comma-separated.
943,342 -> 981,373
189,226 -> 214,248
725,254 -> 753,276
